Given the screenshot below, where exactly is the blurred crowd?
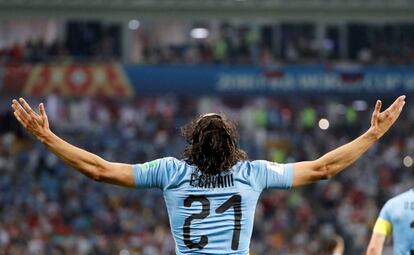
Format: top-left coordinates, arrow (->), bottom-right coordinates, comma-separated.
0,38 -> 116,64
139,34 -> 327,66
0,95 -> 413,255
1,23 -> 414,65
0,41 -> 67,63
139,29 -> 414,66
2,36 -> 414,66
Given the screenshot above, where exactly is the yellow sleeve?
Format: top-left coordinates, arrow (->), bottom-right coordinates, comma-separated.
373,218 -> 392,236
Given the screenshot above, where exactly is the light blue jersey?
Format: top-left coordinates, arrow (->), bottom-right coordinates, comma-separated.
133,157 -> 293,255
377,189 -> 414,255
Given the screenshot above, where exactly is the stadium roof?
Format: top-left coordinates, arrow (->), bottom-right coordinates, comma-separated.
0,0 -> 413,20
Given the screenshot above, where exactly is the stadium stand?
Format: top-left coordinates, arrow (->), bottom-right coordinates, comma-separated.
1,1 -> 414,254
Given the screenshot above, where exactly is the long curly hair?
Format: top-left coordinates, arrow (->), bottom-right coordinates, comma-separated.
181,113 -> 248,175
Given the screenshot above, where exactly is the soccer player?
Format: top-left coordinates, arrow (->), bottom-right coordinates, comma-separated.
366,189 -> 414,255
12,96 -> 405,255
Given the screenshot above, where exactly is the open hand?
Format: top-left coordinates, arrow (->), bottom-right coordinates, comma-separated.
370,95 -> 406,140
11,97 -> 50,142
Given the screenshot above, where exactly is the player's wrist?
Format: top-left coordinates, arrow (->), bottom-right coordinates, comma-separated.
365,127 -> 382,141
38,129 -> 54,145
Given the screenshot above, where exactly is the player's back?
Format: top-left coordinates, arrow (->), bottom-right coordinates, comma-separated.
380,189 -> 414,254
133,157 -> 293,255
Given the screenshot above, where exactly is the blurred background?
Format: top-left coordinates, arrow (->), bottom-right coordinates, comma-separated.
1,0 -> 414,254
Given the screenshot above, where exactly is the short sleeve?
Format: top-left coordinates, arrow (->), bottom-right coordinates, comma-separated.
250,160 -> 294,191
374,201 -> 392,236
133,157 -> 176,189
378,200 -> 392,222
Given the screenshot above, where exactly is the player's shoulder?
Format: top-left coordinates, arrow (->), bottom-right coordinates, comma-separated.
159,157 -> 196,189
234,159 -> 287,173
237,159 -> 269,169
140,156 -> 183,171
383,189 -> 414,210
389,189 -> 414,203
159,156 -> 182,165
232,160 -> 260,174
157,156 -> 191,173
233,159 -> 284,178
246,160 -> 287,173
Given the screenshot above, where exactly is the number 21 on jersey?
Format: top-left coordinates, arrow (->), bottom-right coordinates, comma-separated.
183,194 -> 242,250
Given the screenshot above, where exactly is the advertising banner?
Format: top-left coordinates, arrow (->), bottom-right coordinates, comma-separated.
2,64 -> 414,97
124,65 -> 414,96
1,63 -> 134,97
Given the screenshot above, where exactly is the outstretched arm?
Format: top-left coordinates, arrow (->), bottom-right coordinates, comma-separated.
292,96 -> 405,187
12,98 -> 135,188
